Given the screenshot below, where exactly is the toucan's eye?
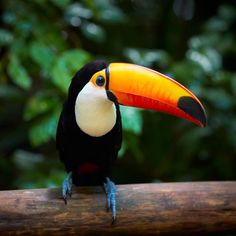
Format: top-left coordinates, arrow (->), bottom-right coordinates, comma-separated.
96,76 -> 105,87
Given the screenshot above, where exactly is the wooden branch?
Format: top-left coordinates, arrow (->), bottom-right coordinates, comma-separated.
0,182 -> 236,235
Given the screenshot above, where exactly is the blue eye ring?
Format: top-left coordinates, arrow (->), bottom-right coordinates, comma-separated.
96,75 -> 105,87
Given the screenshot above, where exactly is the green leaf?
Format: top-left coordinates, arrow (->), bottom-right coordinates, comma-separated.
66,3 -> 93,20
218,5 -> 236,23
120,106 -> 143,135
24,92 -> 58,121
9,38 -> 26,55
0,85 -> 22,100
7,56 -> 32,90
204,17 -> 228,32
29,42 -> 55,71
186,48 -> 222,75
81,22 -> 105,43
203,88 -> 233,110
16,21 -> 32,35
0,29 -> 13,46
29,108 -> 60,146
51,0 -> 71,8
2,11 -> 16,25
13,150 -> 43,170
230,74 -> 236,95
86,0 -> 125,23
170,60 -> 203,85
124,48 -> 171,68
99,7 -> 125,23
51,49 -> 91,93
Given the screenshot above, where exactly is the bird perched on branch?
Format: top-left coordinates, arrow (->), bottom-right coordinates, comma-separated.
56,61 -> 207,224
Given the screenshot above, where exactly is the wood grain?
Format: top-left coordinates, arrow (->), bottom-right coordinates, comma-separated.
0,182 -> 236,235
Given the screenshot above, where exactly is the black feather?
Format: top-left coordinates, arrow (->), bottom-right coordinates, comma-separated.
56,61 -> 122,186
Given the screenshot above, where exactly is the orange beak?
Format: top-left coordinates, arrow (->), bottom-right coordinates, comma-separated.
92,63 -> 207,127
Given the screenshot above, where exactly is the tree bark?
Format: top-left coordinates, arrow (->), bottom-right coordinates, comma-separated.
0,181 -> 236,235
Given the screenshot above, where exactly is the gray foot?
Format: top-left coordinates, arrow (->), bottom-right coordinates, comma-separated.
62,172 -> 72,204
104,177 -> 116,225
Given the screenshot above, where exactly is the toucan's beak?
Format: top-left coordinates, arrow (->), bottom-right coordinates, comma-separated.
107,63 -> 207,127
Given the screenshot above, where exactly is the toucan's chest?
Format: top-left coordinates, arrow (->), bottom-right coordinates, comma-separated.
60,96 -> 121,174
74,82 -> 117,137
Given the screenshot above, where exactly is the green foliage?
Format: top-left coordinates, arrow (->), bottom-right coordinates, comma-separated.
120,107 -> 142,135
8,56 -> 32,90
29,108 -> 60,147
118,3 -> 236,182
0,1 -> 235,189
51,49 -> 91,93
29,42 -> 55,71
124,48 -> 171,68
0,29 -> 13,46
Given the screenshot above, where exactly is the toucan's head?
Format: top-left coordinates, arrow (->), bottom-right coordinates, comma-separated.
70,60 -> 206,136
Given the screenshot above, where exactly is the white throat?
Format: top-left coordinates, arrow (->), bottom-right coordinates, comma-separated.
75,82 -> 117,137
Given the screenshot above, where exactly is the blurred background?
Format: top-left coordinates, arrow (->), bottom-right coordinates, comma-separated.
0,0 -> 236,190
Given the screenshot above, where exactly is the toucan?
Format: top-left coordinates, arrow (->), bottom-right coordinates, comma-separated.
56,60 -> 207,224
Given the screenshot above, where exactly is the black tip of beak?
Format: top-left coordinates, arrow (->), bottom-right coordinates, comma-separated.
178,96 -> 207,127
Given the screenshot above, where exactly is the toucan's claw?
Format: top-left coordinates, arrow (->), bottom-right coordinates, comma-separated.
62,172 -> 72,204
104,177 -> 117,225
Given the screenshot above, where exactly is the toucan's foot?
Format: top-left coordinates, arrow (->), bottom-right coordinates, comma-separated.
62,172 -> 72,204
104,177 -> 116,225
